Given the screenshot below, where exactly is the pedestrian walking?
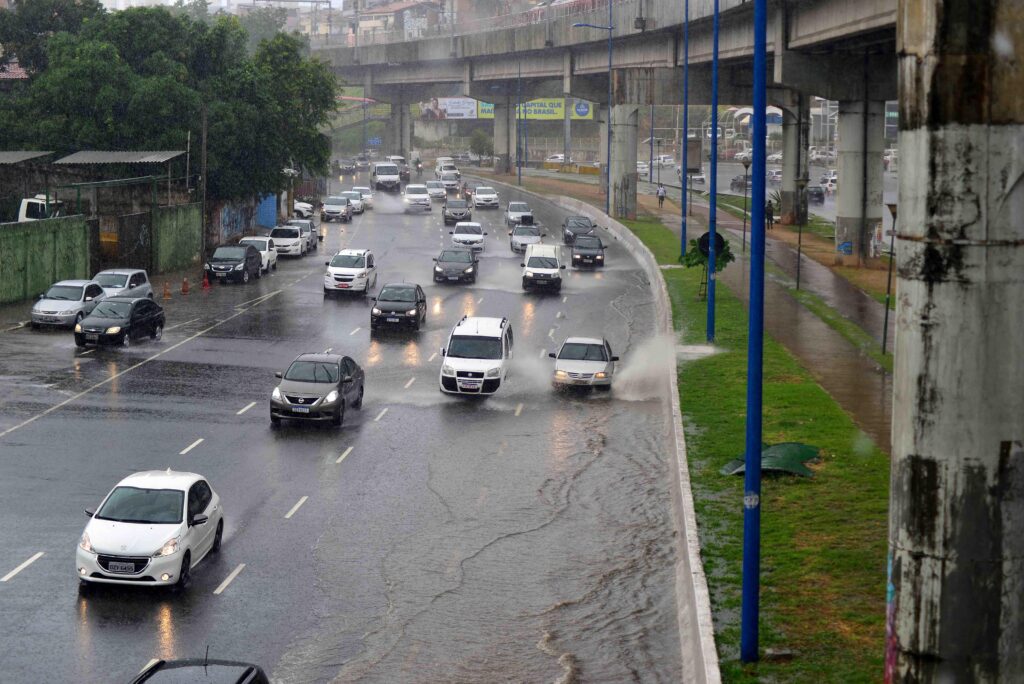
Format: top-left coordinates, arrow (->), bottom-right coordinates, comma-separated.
656,183 -> 667,208
765,200 -> 775,230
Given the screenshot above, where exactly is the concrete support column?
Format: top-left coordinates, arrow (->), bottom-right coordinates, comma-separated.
835,99 -> 884,263
888,1 -> 1024,681
610,104 -> 638,220
387,95 -> 411,159
597,104 -> 609,167
780,94 -> 809,224
492,99 -> 513,174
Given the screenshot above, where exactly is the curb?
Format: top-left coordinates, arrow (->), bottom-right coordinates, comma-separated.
475,176 -> 721,684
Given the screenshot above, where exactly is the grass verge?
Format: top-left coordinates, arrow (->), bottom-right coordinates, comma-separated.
627,219 -> 889,682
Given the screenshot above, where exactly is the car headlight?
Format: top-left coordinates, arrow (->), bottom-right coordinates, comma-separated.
573,254 -> 581,259
79,532 -> 94,554
204,263 -> 211,270
154,536 -> 179,557
525,271 -> 534,277
464,267 -> 474,274
105,326 -> 121,335
75,323 -> 83,333
596,255 -> 604,259
435,266 -> 444,273
441,364 -> 455,376
324,390 -> 339,404
552,272 -> 561,279
554,370 -> 568,378
406,308 -> 418,316
485,368 -> 500,378
371,307 -> 382,315
594,372 -> 608,379
272,386 -> 281,400
234,263 -> 244,270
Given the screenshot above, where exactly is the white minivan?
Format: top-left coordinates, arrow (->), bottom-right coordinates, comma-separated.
439,316 -> 514,396
371,162 -> 401,192
521,243 -> 566,292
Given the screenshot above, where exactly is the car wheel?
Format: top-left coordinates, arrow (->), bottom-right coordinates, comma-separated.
122,330 -> 131,348
78,579 -> 92,595
255,266 -> 262,279
75,312 -> 84,326
151,324 -> 163,341
353,385 -> 364,409
211,520 -> 223,554
332,404 -> 344,427
270,412 -> 281,427
272,261 -> 277,270
31,322 -> 39,330
74,336 -> 85,348
172,552 -> 191,592
242,269 -> 250,284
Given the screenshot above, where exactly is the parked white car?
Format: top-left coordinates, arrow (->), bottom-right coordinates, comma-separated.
293,200 -> 314,219
239,236 -> 278,272
324,248 -> 377,296
549,336 -> 618,390
269,225 -> 305,257
76,470 -> 224,591
767,152 -> 784,164
636,161 -> 650,177
93,269 -> 154,299
351,186 -> 374,209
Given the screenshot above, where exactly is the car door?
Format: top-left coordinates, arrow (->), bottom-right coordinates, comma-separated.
267,240 -> 276,267
84,284 -> 105,313
185,483 -> 209,557
416,286 -> 426,320
128,300 -> 146,338
193,481 -> 215,556
340,358 -> 358,402
366,252 -> 377,288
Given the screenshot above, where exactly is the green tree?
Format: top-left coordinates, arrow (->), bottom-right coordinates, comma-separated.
469,128 -> 493,158
238,7 -> 288,54
0,0 -> 106,73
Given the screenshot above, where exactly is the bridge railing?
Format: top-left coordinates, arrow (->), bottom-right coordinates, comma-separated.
312,0 -> 634,49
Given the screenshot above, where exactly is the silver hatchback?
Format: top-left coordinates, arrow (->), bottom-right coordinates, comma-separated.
31,280 -> 106,329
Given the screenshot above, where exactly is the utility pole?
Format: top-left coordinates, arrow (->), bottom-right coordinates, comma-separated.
200,102 -> 208,260
886,1 -> 1024,680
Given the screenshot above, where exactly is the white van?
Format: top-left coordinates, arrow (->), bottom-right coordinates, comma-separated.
371,162 -> 401,192
439,316 -> 514,395
521,243 -> 565,292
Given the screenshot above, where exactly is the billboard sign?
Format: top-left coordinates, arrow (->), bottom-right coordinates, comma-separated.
417,97 -> 479,120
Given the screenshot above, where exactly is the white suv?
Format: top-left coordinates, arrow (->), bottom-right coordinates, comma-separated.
324,249 -> 377,296
269,226 -> 305,257
450,222 -> 486,251
403,184 -> 431,213
473,186 -> 499,208
521,243 -> 565,292
439,316 -> 514,396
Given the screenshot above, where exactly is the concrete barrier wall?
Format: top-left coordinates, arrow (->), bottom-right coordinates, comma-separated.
0,216 -> 90,306
152,203 -> 202,274
472,175 -> 721,683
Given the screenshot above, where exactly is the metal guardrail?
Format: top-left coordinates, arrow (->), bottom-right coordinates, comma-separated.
312,0 -> 633,49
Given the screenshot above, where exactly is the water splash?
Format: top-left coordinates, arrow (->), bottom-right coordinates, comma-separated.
614,333 -> 677,401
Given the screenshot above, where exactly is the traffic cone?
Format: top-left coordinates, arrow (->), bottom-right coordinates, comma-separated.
181,277 -> 190,296
162,282 -> 171,300
202,272 -> 211,291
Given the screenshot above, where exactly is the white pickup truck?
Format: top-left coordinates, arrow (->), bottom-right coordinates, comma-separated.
17,195 -> 65,222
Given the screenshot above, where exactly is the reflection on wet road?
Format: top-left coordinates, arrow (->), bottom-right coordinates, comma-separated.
0,174 -> 682,682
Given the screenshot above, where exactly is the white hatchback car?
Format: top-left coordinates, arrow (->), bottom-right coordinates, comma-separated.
549,336 -> 618,390
403,184 -> 431,213
341,190 -> 365,214
324,248 -> 377,295
351,186 -> 374,209
239,236 -> 278,273
472,186 -> 499,208
450,222 -> 486,251
93,269 -> 154,299
425,180 -> 447,200
76,470 -> 224,591
269,225 -> 305,257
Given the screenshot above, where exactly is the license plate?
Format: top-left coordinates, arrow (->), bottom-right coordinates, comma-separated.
292,406 -> 310,414
582,258 -> 593,263
44,317 -> 60,323
86,334 -> 98,341
386,317 -> 400,323
460,381 -> 481,388
535,278 -> 548,283
337,284 -> 349,289
215,272 -> 226,277
447,276 -> 459,281
108,561 -> 135,573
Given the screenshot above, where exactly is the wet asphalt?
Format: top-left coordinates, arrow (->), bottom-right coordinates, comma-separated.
0,175 -> 682,682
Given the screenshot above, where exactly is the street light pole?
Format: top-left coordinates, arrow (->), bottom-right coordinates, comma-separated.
517,60 -> 522,187
741,158 -> 751,252
649,104 -> 655,184
680,0 -> 689,258
572,17 -> 614,216
706,0 -> 720,343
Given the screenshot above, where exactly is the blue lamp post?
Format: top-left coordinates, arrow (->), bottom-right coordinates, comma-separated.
573,5 -> 613,216
680,0 -> 689,258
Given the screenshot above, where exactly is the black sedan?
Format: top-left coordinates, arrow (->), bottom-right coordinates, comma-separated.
270,353 -> 365,427
433,248 -> 478,284
806,184 -> 826,204
399,164 -> 411,182
74,297 -> 165,348
571,235 -> 606,268
205,244 -> 262,283
370,283 -> 427,332
562,215 -> 597,244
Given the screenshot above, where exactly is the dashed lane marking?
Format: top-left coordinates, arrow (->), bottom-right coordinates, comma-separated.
548,328 -> 555,339
236,402 -> 256,416
336,446 -> 353,464
514,403 -> 524,417
213,563 -> 245,595
374,407 -> 389,422
1,552 -> 44,582
350,327 -> 361,336
562,296 -> 568,303
78,349 -> 95,355
404,377 -> 416,389
428,352 -> 437,362
284,496 -> 308,519
179,438 -> 204,455
165,317 -> 202,331
539,348 -> 547,358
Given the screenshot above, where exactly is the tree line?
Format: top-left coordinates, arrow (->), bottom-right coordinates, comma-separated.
0,0 -> 339,202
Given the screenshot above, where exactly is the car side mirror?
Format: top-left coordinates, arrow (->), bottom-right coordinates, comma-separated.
325,261 -> 330,266
448,231 -> 454,235
432,257 -> 438,262
191,513 -> 209,526
440,347 -> 446,357
520,263 -> 525,267
560,265 -> 566,270
508,231 -> 513,236
84,296 -> 93,302
542,233 -> 547,237
129,283 -> 136,289
611,356 -> 620,362
342,375 -> 354,383
85,508 -> 95,518
483,232 -> 488,236
275,371 -> 283,378
548,352 -> 556,358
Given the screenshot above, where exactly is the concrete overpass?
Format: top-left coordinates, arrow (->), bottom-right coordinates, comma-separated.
315,0 -> 897,260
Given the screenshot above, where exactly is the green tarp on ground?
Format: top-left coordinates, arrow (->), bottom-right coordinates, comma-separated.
720,442 -> 821,478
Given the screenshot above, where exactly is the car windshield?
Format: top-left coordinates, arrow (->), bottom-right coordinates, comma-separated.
270,228 -> 299,239
330,254 -> 365,268
527,256 -> 559,269
353,187 -> 370,194
284,360 -> 341,383
212,247 -> 245,261
241,239 -> 267,250
575,236 -> 601,249
513,227 -> 540,237
439,250 -> 472,263
447,200 -> 467,208
326,196 -> 348,205
455,224 -> 482,235
342,192 -> 361,200
96,486 -> 184,525
90,301 -> 131,318
44,285 -> 83,301
406,186 -> 427,194
426,181 -> 443,189
508,203 -> 529,212
567,217 -> 593,228
287,221 -> 310,232
559,343 -> 608,361
94,273 -> 129,288
447,335 -> 502,360
378,287 -> 416,302
376,165 -> 399,175
476,187 -> 495,195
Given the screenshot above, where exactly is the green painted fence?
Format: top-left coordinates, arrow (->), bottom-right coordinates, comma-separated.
152,203 -> 202,274
0,216 -> 90,305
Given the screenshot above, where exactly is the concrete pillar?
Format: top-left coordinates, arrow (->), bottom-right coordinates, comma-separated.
887,2 -> 1024,681
610,104 -> 638,220
388,95 -> 411,159
492,99 -> 513,174
780,95 -> 809,224
835,99 -> 884,263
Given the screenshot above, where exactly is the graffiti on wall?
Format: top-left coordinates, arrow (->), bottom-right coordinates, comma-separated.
212,199 -> 257,244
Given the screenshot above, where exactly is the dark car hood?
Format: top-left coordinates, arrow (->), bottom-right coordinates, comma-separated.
376,299 -> 417,313
566,225 -> 595,235
80,314 -> 128,329
573,245 -> 604,256
277,379 -> 334,397
438,261 -> 472,273
208,258 -> 243,267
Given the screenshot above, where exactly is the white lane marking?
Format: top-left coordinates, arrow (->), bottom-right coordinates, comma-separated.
213,563 -> 245,595
140,659 -> 160,674
556,311 -> 563,319
1,552 -> 44,582
539,348 -> 547,358
323,347 -> 332,353
404,377 -> 416,389
428,352 -> 437,362
547,328 -> 555,339
562,296 -> 568,303
374,407 -> 389,422
0,291 -> 283,441
336,446 -> 353,464
4,321 -> 28,332
476,297 -> 483,304
179,438 -> 204,455
236,402 -> 256,416
350,327 -> 361,335
78,349 -> 95,355
165,317 -> 201,331
515,403 -> 524,417
284,496 -> 309,519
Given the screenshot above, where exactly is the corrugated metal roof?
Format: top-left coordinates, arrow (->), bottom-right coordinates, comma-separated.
54,151 -> 185,165
0,151 -> 53,165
